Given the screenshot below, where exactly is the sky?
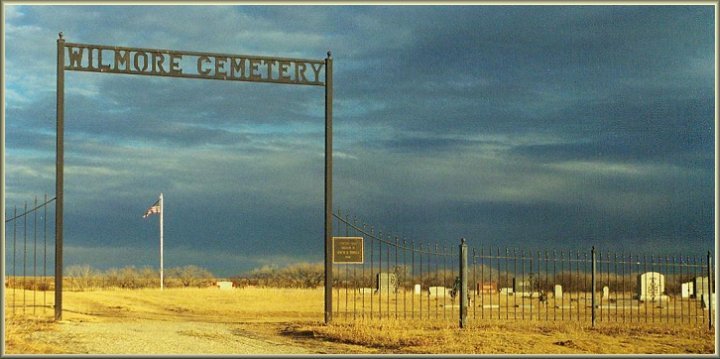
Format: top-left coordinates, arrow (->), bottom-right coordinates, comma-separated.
3,5 -> 716,277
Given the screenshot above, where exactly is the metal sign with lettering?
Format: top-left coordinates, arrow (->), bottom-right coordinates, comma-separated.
332,237 -> 364,264
63,43 -> 326,86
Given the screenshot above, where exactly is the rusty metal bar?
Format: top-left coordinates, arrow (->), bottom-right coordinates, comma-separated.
55,33 -> 65,321
419,242 -> 422,319
459,238 -> 468,328
23,201 -> 27,314
395,236 -> 399,320
378,231 -> 382,320
323,51 -> 333,324
426,243 -> 430,320
708,251 -> 713,330
386,235 -> 390,319
403,238 -> 407,320
33,196 -> 37,315
362,223 -> 367,319
44,194 -> 48,314
370,227 -> 374,320
64,66 -> 325,86
344,214 -> 349,320
591,246 -> 596,327
12,206 -> 17,315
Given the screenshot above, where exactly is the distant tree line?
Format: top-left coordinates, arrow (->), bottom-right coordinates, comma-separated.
5,265 -> 216,291
65,265 -> 216,290
231,262 -> 324,288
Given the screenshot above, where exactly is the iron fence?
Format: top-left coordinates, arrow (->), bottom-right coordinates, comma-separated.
332,210 -> 460,322
471,246 -> 714,327
332,211 -> 715,328
4,194 -> 56,319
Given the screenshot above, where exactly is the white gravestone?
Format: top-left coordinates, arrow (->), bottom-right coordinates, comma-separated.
681,282 -> 694,299
554,284 -> 563,299
694,277 -> 709,297
428,286 -> 450,298
376,273 -> 397,293
602,286 -> 609,299
358,287 -> 373,295
637,272 -> 665,302
513,278 -> 531,295
414,284 -> 422,295
217,281 -> 233,290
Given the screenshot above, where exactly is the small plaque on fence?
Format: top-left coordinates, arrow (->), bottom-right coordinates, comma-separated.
332,237 -> 363,264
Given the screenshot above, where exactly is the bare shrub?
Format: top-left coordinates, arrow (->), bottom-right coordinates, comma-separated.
66,265 -> 96,291
167,265 -> 215,287
233,262 -> 324,288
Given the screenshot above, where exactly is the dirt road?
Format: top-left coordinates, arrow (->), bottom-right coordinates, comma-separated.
28,318 -> 371,355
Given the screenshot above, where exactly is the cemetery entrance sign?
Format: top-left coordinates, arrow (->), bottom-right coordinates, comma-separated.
63,43 -> 326,85
54,34 -> 335,323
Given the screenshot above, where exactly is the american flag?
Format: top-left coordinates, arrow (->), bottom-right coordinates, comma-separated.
143,199 -> 161,218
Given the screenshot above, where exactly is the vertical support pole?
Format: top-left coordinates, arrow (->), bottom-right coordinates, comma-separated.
160,193 -> 164,291
707,251 -> 713,330
591,246 -> 596,328
324,51 -> 333,324
459,238 -> 468,328
55,32 -> 65,321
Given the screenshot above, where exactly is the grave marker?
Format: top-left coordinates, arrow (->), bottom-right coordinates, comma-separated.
513,278 -> 532,295
376,273 -> 397,293
681,282 -> 694,299
428,286 -> 450,298
637,272 -> 665,302
694,276 -> 709,297
477,282 -> 497,294
358,287 -> 373,295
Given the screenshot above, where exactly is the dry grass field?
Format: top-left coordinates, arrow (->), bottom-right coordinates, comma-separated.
3,287 -> 716,354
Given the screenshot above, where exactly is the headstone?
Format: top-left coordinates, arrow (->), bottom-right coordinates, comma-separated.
513,278 -> 531,295
636,272 -> 665,302
477,282 -> 497,294
358,287 -> 373,295
216,281 -> 233,290
414,284 -> 422,294
500,287 -> 514,295
428,286 -> 449,298
681,282 -> 693,298
554,284 -> 563,299
694,277 -> 709,297
602,286 -> 609,299
376,272 -> 397,293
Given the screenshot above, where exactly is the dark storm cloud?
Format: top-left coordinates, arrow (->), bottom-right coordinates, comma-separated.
510,96 -> 714,166
4,5 -> 714,275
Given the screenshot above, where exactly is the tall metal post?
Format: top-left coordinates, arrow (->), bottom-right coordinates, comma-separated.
707,251 -> 713,330
459,238 -> 468,328
324,51 -> 333,324
160,193 -> 164,291
591,246 -> 596,327
55,33 -> 65,321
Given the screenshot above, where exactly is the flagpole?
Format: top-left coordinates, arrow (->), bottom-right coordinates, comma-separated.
159,193 -> 164,291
